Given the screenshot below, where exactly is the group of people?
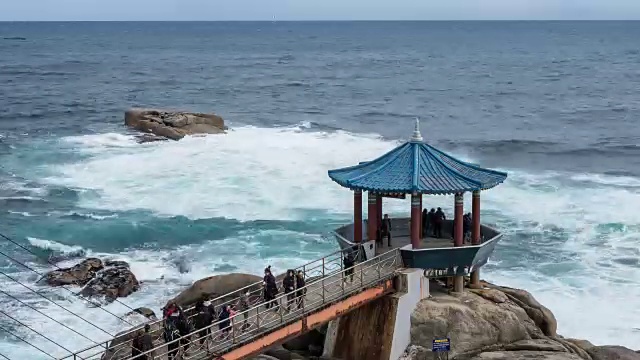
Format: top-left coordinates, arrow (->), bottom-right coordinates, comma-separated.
422,207 -> 473,241
263,265 -> 307,312
421,207 -> 447,238
129,265 -> 313,359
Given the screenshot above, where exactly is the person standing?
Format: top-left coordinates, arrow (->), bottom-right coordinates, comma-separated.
263,266 -> 279,310
434,207 -> 446,238
381,214 -> 392,247
343,251 -> 355,283
295,270 -> 306,309
283,270 -> 296,312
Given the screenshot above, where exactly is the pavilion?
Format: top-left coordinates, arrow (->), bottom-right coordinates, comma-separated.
327,119 -> 507,292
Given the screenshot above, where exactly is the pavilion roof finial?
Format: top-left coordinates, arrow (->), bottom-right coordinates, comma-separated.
410,117 -> 423,142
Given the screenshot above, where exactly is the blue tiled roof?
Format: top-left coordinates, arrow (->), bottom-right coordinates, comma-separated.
328,140 -> 507,194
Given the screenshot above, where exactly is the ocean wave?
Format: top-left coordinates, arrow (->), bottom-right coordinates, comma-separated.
58,211 -> 119,220
27,237 -> 88,262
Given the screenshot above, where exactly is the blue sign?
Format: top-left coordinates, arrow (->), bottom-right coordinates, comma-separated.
432,338 -> 451,352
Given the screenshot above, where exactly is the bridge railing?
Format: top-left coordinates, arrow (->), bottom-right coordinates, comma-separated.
95,247 -> 401,360
60,245 -> 366,360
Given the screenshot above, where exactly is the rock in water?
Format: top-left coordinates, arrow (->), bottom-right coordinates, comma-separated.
125,108 -> 226,140
125,307 -> 157,320
166,273 -> 262,308
79,261 -> 139,304
42,258 -> 103,286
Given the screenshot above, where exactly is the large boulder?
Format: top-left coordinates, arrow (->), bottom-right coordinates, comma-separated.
587,346 -> 640,360
42,258 -> 103,286
403,283 -> 640,360
79,261 -> 139,304
166,273 -> 262,308
125,108 -> 226,141
125,307 -> 157,320
410,289 -> 545,358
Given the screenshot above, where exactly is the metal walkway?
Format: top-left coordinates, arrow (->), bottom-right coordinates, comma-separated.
62,247 -> 403,360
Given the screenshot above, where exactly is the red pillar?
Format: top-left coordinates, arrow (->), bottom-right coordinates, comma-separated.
470,190 -> 481,287
367,192 -> 377,241
376,194 -> 383,231
419,194 -> 423,238
353,190 -> 363,243
410,193 -> 421,249
453,193 -> 464,292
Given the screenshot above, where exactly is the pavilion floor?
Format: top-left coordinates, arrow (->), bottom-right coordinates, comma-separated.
374,230 -> 470,255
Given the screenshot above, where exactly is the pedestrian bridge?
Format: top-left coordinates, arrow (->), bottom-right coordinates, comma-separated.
62,247 -> 403,360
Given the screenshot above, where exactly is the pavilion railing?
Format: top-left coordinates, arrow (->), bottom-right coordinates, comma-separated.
61,247 -> 401,360
59,245 -> 367,360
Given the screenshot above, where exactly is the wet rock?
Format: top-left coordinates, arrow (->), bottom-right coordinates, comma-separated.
42,258 -> 103,286
125,307 -> 157,320
79,261 -> 139,304
125,108 -> 226,141
166,273 -> 262,308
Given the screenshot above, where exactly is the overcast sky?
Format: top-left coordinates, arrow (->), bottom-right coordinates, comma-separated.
1,0 -> 640,21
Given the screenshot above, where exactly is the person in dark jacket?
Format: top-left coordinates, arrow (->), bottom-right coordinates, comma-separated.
295,270 -> 306,309
463,212 -> 472,243
193,299 -> 213,345
422,208 -> 429,238
343,251 -> 355,283
434,207 -> 446,238
176,310 -> 192,354
282,270 -> 296,312
380,214 -> 392,246
428,208 -> 436,237
218,305 -> 231,335
164,312 -> 181,360
263,266 -> 279,310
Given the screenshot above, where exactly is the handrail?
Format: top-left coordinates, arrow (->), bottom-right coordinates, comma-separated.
60,245 -> 366,360
132,248 -> 400,360
63,247 -> 400,360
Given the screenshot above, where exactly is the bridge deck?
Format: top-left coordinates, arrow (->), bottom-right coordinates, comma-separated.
64,248 -> 402,360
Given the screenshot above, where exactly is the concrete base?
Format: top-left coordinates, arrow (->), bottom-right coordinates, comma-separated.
322,269 -> 429,360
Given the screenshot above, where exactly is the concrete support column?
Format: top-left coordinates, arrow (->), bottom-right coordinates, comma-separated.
367,192 -> 377,241
453,193 -> 464,292
354,190 -> 363,243
410,193 -> 421,249
471,190 -> 481,286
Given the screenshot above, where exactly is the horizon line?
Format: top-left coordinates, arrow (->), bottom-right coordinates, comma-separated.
2,19 -> 640,22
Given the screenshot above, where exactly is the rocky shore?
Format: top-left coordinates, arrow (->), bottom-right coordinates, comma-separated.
400,281 -> 640,360
124,108 -> 226,141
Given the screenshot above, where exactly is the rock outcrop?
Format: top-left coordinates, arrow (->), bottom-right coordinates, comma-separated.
42,258 -> 139,304
166,273 -> 262,308
125,108 -> 226,141
402,281 -> 640,360
79,261 -> 139,304
125,307 -> 157,320
42,258 -> 103,286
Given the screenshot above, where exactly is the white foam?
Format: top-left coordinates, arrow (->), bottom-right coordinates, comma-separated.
27,237 -> 87,257
28,125 -> 640,350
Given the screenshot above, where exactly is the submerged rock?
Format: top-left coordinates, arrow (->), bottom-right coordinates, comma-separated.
125,108 -> 226,140
79,261 -> 139,304
42,258 -> 103,286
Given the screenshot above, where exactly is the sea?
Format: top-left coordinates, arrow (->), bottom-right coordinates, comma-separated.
1,21 -> 640,359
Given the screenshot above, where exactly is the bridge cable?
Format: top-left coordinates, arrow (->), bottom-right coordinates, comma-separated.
0,309 -> 73,355
0,250 -> 134,331
0,231 -> 140,314
0,287 -> 103,346
0,324 -> 55,359
0,267 -> 115,337
0,351 -> 10,360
